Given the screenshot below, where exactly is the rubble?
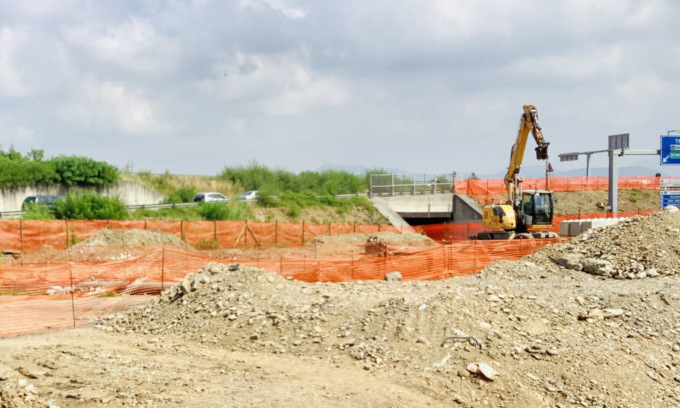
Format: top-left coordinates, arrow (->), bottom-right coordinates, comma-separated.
3,210 -> 680,407
543,211 -> 680,278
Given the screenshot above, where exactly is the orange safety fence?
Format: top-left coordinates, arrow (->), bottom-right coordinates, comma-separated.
0,220 -> 404,252
455,175 -> 666,197
1,239 -> 563,336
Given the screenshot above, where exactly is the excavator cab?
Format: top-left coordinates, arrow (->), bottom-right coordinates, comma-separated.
518,190 -> 553,231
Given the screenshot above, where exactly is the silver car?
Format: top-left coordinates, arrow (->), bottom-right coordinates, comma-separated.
193,192 -> 228,203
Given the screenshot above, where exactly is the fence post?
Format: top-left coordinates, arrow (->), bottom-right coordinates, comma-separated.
20,220 -> 24,254
161,245 -> 165,291
275,221 -> 278,245
69,248 -> 76,329
351,250 -> 354,280
301,221 -> 305,245
65,219 -> 70,248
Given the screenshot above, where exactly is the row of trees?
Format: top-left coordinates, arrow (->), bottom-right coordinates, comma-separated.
0,146 -> 118,188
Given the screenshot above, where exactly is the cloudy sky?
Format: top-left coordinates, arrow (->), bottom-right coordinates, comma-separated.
1,0 -> 679,177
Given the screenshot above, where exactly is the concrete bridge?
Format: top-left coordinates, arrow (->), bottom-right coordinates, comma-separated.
368,173 -> 483,229
370,193 -> 482,229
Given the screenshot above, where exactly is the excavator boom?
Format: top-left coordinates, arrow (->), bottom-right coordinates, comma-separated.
475,105 -> 556,240
504,105 -> 550,204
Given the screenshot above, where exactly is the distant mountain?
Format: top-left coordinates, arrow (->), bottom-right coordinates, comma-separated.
314,163 -> 676,179
477,165 -> 666,179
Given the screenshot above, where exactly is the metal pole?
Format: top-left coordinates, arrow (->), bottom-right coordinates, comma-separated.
391,174 -> 395,196
608,149 -> 619,216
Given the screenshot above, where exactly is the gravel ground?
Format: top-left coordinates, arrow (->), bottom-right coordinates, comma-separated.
2,210 -> 680,407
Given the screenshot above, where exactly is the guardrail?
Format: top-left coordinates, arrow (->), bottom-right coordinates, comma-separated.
0,194 -> 370,219
0,202 -> 201,219
369,173 -> 455,197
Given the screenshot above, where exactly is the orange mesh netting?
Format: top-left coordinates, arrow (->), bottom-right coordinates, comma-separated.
458,176 -> 664,198
1,239 -> 562,336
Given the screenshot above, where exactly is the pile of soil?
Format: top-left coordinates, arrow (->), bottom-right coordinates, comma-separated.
311,231 -> 433,244
76,229 -> 183,246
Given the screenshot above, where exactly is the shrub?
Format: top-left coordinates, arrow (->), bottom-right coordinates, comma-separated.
54,191 -> 128,220
164,186 -> 197,204
196,202 -> 253,221
195,237 -> 220,250
131,205 -> 203,221
285,202 -> 301,218
21,203 -> 56,220
219,162 -> 366,195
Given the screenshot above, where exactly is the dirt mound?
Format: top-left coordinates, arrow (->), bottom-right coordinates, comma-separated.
537,210 -> 680,278
4,211 -> 680,407
104,250 -> 680,407
77,229 -> 183,246
311,231 -> 433,244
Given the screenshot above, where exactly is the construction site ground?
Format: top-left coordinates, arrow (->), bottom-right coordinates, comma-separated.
2,193 -> 679,408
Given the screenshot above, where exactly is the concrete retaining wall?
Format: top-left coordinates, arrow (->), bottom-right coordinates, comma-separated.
559,218 -> 629,237
0,181 -> 165,212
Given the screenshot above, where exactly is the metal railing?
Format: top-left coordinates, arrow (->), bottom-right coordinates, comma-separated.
369,173 -> 455,197
0,202 -> 200,219
0,195 -> 370,219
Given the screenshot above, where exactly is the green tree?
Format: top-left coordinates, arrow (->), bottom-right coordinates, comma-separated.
50,156 -> 118,187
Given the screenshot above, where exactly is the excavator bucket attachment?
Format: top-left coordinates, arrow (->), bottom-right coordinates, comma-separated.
535,145 -> 549,160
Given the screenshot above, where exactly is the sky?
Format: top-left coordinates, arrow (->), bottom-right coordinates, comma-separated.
1,0 -> 680,178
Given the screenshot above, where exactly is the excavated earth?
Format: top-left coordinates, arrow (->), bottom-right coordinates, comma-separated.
2,211 -> 680,407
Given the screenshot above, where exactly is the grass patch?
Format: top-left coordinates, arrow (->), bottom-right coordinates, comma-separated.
195,237 -> 220,250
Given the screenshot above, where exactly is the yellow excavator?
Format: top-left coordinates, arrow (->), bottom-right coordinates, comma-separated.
473,105 -> 558,240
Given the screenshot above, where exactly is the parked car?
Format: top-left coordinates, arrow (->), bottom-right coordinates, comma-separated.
22,195 -> 65,211
238,190 -> 259,201
193,192 -> 228,203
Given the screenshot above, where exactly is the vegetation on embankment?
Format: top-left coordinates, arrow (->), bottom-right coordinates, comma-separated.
118,161 -> 387,223
21,158 -> 388,223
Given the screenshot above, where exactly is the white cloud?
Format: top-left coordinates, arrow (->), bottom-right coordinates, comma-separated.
2,0 -> 680,175
0,114 -> 38,147
58,78 -> 167,135
502,43 -> 625,81
238,0 -> 305,19
63,17 -> 162,72
0,28 -> 30,97
200,52 -> 350,115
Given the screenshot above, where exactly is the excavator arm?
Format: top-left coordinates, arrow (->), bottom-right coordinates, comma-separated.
504,105 -> 549,204
477,104 -> 556,239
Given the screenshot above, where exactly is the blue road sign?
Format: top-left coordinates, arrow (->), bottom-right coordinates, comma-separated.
661,194 -> 680,207
660,135 -> 680,165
